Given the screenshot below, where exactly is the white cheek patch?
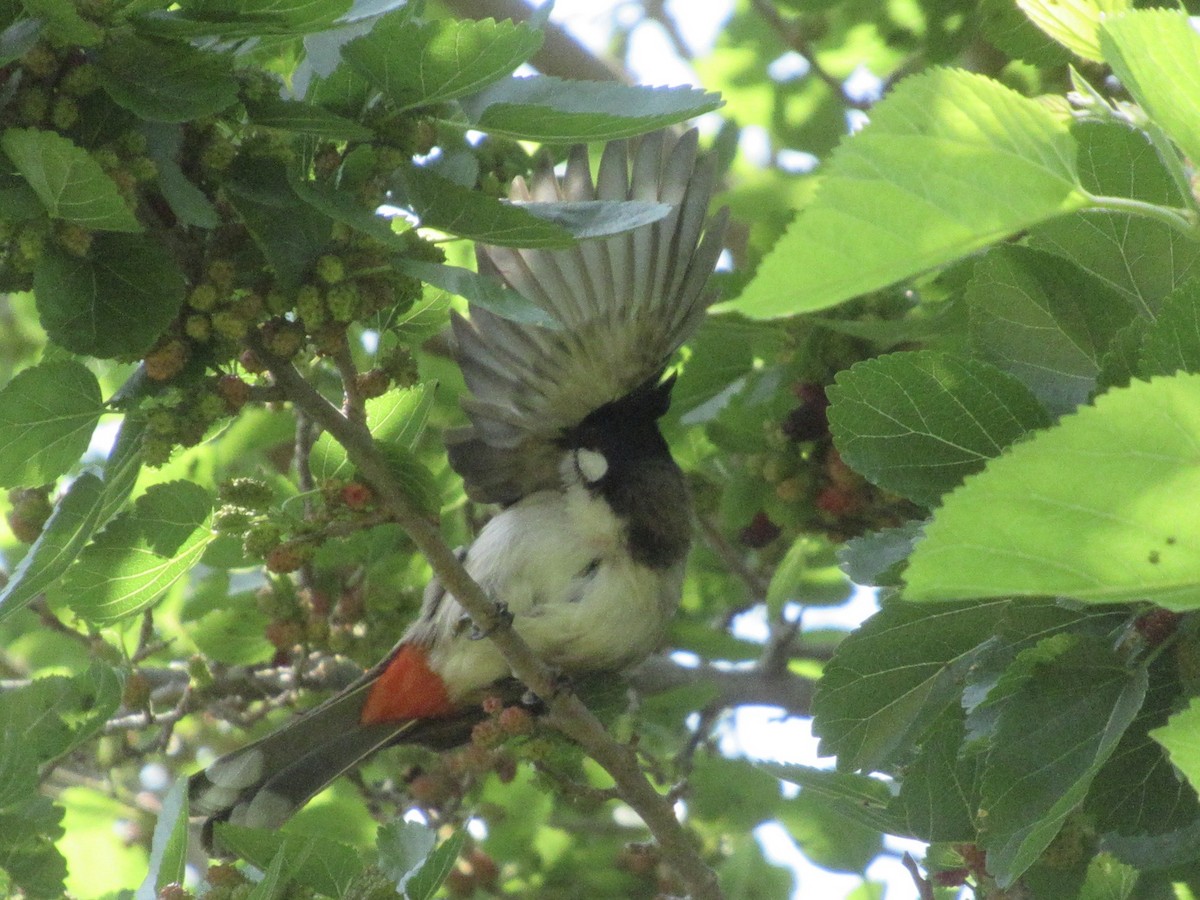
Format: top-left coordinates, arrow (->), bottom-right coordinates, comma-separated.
574,448 -> 609,484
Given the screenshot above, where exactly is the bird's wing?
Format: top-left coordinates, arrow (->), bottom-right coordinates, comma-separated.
447,128 -> 728,505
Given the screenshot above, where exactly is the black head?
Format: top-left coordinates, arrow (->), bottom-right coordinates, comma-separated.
560,373 -> 691,569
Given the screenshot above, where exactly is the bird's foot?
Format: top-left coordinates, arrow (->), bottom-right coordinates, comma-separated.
469,600 -> 512,640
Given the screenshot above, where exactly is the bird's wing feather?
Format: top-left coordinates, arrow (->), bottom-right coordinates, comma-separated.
451,129 -> 728,504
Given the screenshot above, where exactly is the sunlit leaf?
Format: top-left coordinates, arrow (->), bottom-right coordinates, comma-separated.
732,69 -> 1087,318
905,374 -> 1200,608
0,360 -> 102,488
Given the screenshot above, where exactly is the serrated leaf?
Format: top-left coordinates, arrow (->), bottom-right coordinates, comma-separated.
397,164 -> 574,247
311,383 -> 433,480
0,473 -> 104,624
1017,0 -> 1131,61
342,14 -> 542,112
97,32 -> 239,122
905,373 -> 1200,608
138,778 -> 188,900
211,825 -> 360,898
1139,281 -> 1200,377
980,639 -> 1146,886
889,705 -> 981,842
33,234 -> 187,358
828,351 -> 1052,507
396,260 -> 556,327
243,96 -> 373,140
1087,660 -> 1200,843
1101,10 -> 1200,175
463,76 -> 723,142
967,246 -> 1136,414
1030,123 -> 1200,318
57,480 -> 213,625
379,296 -> 446,352
1150,697 -> 1200,802
0,359 -> 102,487
811,599 -> 1009,772
1,128 -> 140,231
838,520 -> 923,587
0,796 -> 67,898
732,69 -> 1086,318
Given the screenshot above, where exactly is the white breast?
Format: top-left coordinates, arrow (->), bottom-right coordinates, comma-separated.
427,482 -> 683,700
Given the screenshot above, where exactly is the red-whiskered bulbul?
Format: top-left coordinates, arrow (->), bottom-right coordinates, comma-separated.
189,128 -> 728,834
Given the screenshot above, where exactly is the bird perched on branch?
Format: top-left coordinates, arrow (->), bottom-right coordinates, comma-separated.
189,128 -> 728,836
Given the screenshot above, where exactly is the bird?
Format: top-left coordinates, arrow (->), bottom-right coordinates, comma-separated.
188,128 -> 729,837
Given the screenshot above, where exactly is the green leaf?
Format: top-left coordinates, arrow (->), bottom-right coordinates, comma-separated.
463,77 -> 724,142
518,199 -> 671,240
144,123 -> 220,229
1,128 -> 141,231
967,246 -> 1136,414
400,826 -> 466,900
377,819 -> 435,889
732,68 -> 1087,318
979,639 -> 1146,886
133,0 -> 352,37
397,164 -> 574,247
0,473 -> 104,624
0,359 -> 102,487
904,373 -> 1200,608
56,480 -> 214,625
342,15 -> 542,112
765,536 -> 851,618
1017,0 -> 1131,62
1150,697 -> 1200,802
1030,123 -> 1199,317
0,18 -> 42,66
1088,660 -> 1200,843
225,156 -> 332,292
243,96 -> 374,140
889,705 -> 980,842
811,598 -> 1009,772
1101,10 -> 1200,175
396,260 -> 556,327
759,764 -> 898,834
20,0 -> 101,46
0,797 -> 67,899
97,32 -> 239,122
827,351 -> 1052,507
689,756 -> 781,829
311,383 -> 433,480
34,234 -> 187,358
776,788 -> 884,874
385,290 -> 450,345
209,825 -> 360,898
141,778 -> 188,898
189,594 -> 273,664
838,521 -> 922,588
1139,281 -> 1200,377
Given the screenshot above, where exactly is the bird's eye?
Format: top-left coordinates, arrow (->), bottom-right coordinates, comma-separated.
574,448 -> 608,484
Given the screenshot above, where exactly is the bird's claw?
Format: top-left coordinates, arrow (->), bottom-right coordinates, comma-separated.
470,600 -> 512,640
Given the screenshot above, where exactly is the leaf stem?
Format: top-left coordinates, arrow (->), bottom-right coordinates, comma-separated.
1083,192 -> 1200,238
